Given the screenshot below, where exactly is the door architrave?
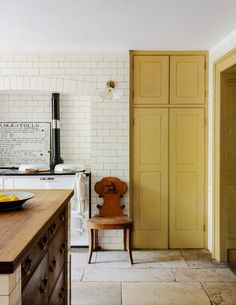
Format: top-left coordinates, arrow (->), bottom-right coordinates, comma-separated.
213,48 -> 236,261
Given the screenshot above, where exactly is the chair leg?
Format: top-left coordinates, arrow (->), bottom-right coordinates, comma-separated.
94,229 -> 99,250
123,229 -> 127,251
127,228 -> 133,264
88,228 -> 94,264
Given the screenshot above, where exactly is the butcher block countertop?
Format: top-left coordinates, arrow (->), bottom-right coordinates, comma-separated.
0,189 -> 73,273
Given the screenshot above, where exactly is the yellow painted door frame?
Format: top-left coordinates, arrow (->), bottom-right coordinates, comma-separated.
213,48 -> 236,262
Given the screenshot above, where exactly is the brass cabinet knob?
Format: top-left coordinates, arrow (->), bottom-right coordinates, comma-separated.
49,257 -> 57,272
39,276 -> 48,294
22,256 -> 32,276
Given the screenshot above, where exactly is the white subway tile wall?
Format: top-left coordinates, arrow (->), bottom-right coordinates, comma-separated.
3,39 -> 236,252
0,266 -> 21,305
0,53 -> 129,249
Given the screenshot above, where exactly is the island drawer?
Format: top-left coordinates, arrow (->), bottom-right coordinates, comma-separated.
48,208 -> 66,241
22,253 -> 49,305
21,228 -> 48,285
49,270 -> 66,305
48,225 -> 65,292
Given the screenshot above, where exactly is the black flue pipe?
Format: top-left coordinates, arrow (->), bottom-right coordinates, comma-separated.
50,93 -> 63,169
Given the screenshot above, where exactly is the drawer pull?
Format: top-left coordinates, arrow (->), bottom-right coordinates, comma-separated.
60,212 -> 65,222
39,234 -> 48,250
39,276 -> 48,294
59,243 -> 65,254
50,223 -> 57,235
49,258 -> 57,272
59,287 -> 66,299
22,256 -> 32,276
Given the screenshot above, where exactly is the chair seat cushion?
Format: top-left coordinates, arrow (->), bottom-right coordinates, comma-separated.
88,215 -> 133,229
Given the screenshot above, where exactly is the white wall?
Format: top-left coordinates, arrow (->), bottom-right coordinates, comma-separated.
2,32 -> 236,251
208,29 -> 236,251
0,53 -> 129,249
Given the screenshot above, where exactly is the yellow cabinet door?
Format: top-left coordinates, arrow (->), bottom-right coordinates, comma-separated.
170,56 -> 205,104
133,108 -> 168,248
169,108 -> 205,248
133,56 -> 169,105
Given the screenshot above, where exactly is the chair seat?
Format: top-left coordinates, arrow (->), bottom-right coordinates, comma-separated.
88,215 -> 133,229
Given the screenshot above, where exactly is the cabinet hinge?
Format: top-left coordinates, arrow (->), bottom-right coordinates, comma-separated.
203,224 -> 206,232
204,61 -> 207,70
204,118 -> 207,126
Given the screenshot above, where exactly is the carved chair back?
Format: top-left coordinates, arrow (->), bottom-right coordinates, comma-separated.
94,177 -> 128,217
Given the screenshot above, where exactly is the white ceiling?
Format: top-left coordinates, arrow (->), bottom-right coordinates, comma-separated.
0,0 -> 236,52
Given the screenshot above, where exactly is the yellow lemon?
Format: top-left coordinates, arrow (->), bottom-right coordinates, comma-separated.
0,194 -> 20,202
0,197 -> 9,202
9,195 -> 20,201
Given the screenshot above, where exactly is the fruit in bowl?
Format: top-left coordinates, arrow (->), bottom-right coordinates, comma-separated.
0,194 -> 16,201
0,194 -> 20,202
0,192 -> 34,210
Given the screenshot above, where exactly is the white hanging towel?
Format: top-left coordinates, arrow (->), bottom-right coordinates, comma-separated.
72,173 -> 88,214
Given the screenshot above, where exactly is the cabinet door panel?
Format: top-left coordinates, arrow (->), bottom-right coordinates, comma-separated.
170,56 -> 205,104
133,108 -> 168,248
133,56 -> 169,104
169,108 -> 205,248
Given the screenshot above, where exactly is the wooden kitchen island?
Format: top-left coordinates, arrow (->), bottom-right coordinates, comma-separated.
0,189 -> 73,305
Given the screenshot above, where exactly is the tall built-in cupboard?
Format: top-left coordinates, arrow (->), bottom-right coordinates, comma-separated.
131,51 -> 208,248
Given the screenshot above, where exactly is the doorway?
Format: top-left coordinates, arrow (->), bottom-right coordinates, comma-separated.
213,49 -> 236,262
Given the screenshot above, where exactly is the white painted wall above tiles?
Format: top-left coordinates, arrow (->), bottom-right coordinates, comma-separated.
0,53 -> 129,249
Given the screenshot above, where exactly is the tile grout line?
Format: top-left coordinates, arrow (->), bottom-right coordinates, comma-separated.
80,268 -> 85,281
180,250 -> 190,269
199,281 -> 213,304
170,268 -> 177,282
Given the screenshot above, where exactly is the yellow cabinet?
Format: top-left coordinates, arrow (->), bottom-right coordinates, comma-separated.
170,56 -> 205,104
132,107 -> 205,248
169,108 -> 205,248
131,51 -> 207,249
133,56 -> 169,105
133,108 -> 169,248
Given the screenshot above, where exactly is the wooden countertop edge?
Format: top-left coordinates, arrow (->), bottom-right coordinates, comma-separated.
0,189 -> 74,274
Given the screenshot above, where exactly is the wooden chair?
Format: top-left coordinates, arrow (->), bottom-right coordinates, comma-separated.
87,177 -> 133,264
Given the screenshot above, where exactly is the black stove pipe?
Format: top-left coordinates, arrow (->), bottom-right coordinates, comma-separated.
50,93 -> 63,169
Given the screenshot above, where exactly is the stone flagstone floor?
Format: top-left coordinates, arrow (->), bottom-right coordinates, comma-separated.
71,249 -> 236,305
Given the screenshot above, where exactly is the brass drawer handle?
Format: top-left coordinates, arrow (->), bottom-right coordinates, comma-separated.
39,276 -> 48,294
39,234 -> 48,250
50,223 -> 57,235
60,211 -> 65,222
49,258 -> 57,272
59,287 -> 66,299
22,256 -> 32,276
59,243 -> 65,254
